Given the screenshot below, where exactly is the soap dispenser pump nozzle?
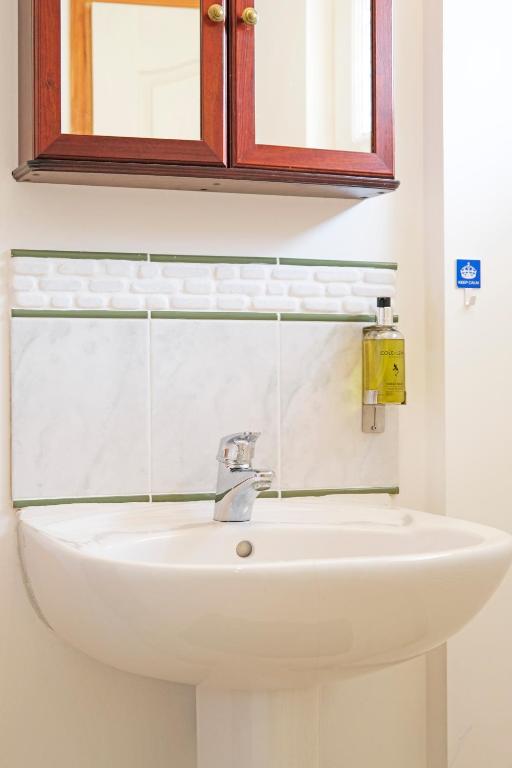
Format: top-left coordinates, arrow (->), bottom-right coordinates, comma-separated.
376,296 -> 394,326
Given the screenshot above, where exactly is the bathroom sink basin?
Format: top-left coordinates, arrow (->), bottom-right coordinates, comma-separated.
18,497 -> 512,690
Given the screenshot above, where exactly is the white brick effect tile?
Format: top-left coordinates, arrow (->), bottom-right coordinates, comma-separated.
40,277 -> 83,292
89,279 -> 125,293
240,265 -> 267,280
352,283 -> 396,298
145,296 -> 169,311
132,279 -> 179,294
218,281 -> 265,297
163,264 -> 210,278
58,260 -> 97,276
76,294 -> 106,309
290,282 -> 325,298
15,292 -> 48,308
342,297 -> 370,314
12,276 -> 37,291
170,296 -> 213,310
183,279 -> 214,295
364,269 -> 397,285
301,298 -> 342,313
216,296 -> 251,311
252,296 -> 299,312
138,263 -> 160,279
272,266 -> 311,281
10,257 -> 397,314
51,295 -> 73,310
326,284 -> 351,297
215,265 -> 238,280
111,295 -> 144,311
106,260 -> 135,277
315,267 -> 361,283
13,258 -> 51,276
267,283 -> 287,296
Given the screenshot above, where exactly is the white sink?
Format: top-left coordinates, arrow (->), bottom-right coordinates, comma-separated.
19,497 -> 512,768
18,497 -> 512,690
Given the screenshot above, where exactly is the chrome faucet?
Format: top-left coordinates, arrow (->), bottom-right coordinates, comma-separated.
214,432 -> 274,523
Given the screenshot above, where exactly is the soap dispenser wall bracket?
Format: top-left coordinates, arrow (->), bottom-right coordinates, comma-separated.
362,404 -> 386,434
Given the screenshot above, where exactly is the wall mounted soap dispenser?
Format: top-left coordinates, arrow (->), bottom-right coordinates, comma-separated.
362,298 -> 406,433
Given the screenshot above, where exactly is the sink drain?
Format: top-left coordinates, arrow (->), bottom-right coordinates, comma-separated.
236,541 -> 253,558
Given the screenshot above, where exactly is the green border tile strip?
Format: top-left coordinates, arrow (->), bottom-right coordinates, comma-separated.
280,258 -> 398,270
281,487 -> 399,498
10,250 -> 397,271
281,313 -> 399,323
13,488 -> 397,508
13,495 -> 151,509
141,488 -> 396,503
12,310 -> 148,319
151,255 -> 397,269
154,491 -> 278,502
150,254 -> 276,265
11,310 -> 397,323
152,493 -> 216,503
11,250 -> 146,260
282,313 -> 375,323
152,311 -> 277,321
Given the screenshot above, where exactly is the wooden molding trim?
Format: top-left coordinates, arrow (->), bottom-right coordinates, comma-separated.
70,0 -> 92,134
14,157 -> 400,198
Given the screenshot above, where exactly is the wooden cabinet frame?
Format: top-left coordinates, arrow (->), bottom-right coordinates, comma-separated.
15,0 -> 398,198
25,0 -> 226,164
231,0 -> 394,177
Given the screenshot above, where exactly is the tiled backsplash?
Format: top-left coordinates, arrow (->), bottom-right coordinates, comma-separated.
11,250 -> 395,315
10,251 -> 399,505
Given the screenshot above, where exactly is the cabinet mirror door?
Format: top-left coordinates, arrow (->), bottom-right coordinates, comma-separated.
34,0 -> 226,164
231,0 -> 394,177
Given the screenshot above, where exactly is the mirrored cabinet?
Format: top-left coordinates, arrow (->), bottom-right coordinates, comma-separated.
15,0 -> 398,198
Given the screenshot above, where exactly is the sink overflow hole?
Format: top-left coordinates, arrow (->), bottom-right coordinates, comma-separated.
236,541 -> 253,558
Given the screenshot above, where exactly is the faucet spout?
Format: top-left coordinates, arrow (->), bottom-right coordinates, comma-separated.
214,468 -> 273,523
214,433 -> 274,523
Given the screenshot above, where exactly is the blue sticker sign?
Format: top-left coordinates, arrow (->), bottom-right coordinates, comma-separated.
457,260 -> 481,289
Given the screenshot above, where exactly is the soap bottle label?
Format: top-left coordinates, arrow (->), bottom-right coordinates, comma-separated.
363,339 -> 406,404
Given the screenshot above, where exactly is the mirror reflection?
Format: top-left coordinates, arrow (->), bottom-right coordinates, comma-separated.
255,0 -> 373,153
61,0 -> 201,140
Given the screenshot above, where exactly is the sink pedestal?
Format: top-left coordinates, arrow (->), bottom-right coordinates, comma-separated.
196,685 -> 320,768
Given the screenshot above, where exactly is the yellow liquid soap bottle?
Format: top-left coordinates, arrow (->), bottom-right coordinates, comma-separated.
363,297 -> 406,406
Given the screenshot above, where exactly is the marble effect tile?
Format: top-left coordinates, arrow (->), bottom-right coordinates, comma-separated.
11,318 -> 150,499
151,319 -> 279,494
280,322 -> 399,490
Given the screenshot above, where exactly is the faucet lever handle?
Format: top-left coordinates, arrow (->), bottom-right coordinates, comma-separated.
217,432 -> 261,467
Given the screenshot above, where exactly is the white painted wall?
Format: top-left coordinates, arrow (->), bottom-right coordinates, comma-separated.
422,0 -> 448,763
441,1 -> 512,765
0,0 -> 427,765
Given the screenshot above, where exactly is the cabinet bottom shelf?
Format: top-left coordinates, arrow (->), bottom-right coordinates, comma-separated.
13,159 -> 399,200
